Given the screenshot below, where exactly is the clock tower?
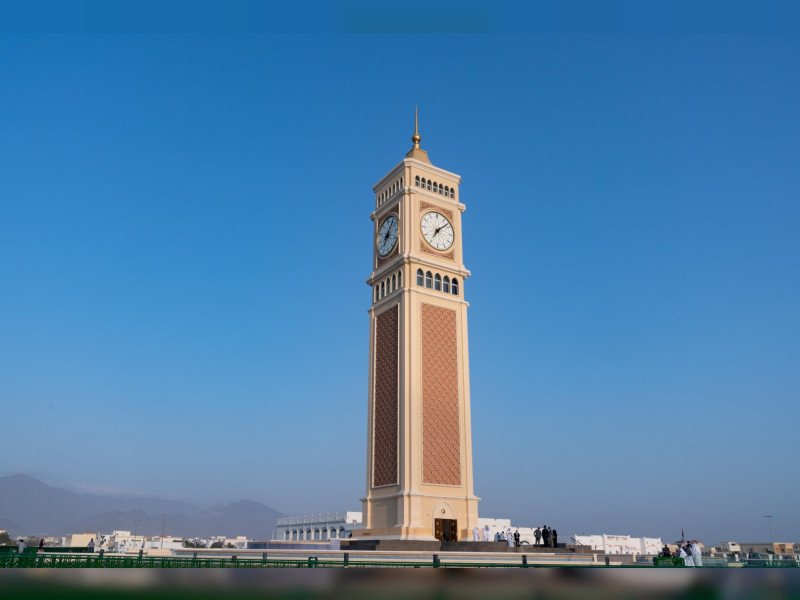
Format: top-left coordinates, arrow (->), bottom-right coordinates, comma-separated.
361,112 -> 479,542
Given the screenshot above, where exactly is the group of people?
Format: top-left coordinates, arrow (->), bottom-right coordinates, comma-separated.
469,525 -> 558,549
533,526 -> 557,548
661,541 -> 703,567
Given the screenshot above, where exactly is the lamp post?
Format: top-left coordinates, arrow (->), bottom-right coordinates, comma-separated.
764,515 -> 774,546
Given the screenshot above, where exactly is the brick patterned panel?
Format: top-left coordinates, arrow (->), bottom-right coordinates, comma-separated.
373,305 -> 399,487
421,304 -> 461,486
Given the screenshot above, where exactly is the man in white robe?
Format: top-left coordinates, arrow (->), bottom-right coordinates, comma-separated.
483,525 -> 490,542
472,526 -> 480,542
690,541 -> 702,567
506,528 -> 514,548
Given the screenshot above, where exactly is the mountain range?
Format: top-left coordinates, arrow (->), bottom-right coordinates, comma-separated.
0,474 -> 284,539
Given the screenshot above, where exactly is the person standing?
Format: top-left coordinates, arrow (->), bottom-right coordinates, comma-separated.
507,529 -> 514,549
682,544 -> 694,567
17,539 -> 26,554
513,530 -> 520,548
552,529 -> 558,548
472,526 -> 479,542
38,539 -> 44,553
690,541 -> 702,567
87,538 -> 95,553
483,525 -> 490,542
542,526 -> 551,548
534,527 -> 541,546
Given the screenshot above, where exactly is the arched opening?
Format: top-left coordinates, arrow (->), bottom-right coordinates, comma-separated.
374,287 -> 379,302
417,269 -> 424,286
451,278 -> 459,295
380,281 -> 385,298
415,176 -> 420,187
391,274 -> 396,291
443,275 -> 450,293
330,529 -> 337,539
444,186 -> 449,196
397,270 -> 402,287
425,271 -> 433,288
450,188 -> 455,198
434,273 -> 442,291
339,528 -> 346,539
421,177 -> 426,188
426,180 -> 432,191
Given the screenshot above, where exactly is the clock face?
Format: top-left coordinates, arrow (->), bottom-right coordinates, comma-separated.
377,215 -> 399,257
421,211 -> 454,251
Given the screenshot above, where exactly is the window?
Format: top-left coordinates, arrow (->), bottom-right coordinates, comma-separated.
381,281 -> 385,297
451,278 -> 459,295
375,287 -> 379,302
421,178 -> 426,188
434,273 -> 442,291
416,269 -> 424,286
444,186 -> 449,196
391,274 -> 396,291
433,181 -> 438,192
450,188 -> 455,198
439,184 -> 444,195
398,270 -> 402,287
425,271 -> 433,288
426,180 -> 432,191
415,176 -> 420,187
443,275 -> 450,293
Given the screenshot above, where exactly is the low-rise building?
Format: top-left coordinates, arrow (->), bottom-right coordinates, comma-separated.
573,534 -> 662,555
64,532 -> 99,549
274,512 -> 363,541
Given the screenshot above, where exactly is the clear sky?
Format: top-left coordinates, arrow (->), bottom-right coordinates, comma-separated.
1,29 -> 799,544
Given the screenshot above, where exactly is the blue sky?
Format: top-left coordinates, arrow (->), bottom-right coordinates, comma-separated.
1,31 -> 798,543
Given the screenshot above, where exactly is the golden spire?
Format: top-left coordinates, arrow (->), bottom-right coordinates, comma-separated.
406,106 -> 430,163
412,106 -> 421,148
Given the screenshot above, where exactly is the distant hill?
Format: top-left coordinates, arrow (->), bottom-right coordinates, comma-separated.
0,474 -> 284,539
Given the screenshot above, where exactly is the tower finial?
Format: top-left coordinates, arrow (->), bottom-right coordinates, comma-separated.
412,106 -> 421,148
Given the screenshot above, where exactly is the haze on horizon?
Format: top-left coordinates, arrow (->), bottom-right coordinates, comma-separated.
1,32 -> 798,544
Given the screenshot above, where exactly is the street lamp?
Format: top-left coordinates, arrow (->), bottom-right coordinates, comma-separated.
764,515 -> 774,545
160,514 -> 167,549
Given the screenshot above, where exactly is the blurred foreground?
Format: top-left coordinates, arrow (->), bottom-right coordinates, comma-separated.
2,568 -> 800,599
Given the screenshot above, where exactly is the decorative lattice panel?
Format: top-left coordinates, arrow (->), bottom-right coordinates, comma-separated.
421,303 -> 461,486
373,304 -> 398,487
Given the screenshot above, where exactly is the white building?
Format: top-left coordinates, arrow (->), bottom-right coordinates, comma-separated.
573,534 -> 662,555
102,530 -> 146,552
274,512 -> 363,541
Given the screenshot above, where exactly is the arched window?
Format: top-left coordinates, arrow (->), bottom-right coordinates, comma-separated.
416,269 -> 424,286
444,186 -> 449,196
375,286 -> 379,302
434,273 -> 442,291
425,271 -> 433,288
386,278 -> 391,293
391,274 -> 396,291
421,178 -> 426,188
439,184 -> 444,194
400,177 -> 403,187
426,180 -> 432,191
449,188 -> 455,199
397,270 -> 402,287
443,275 -> 450,293
433,181 -> 438,192
415,176 -> 420,187
380,281 -> 385,298
451,278 -> 459,295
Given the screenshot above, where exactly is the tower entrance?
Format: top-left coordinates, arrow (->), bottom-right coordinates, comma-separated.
434,518 -> 459,542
